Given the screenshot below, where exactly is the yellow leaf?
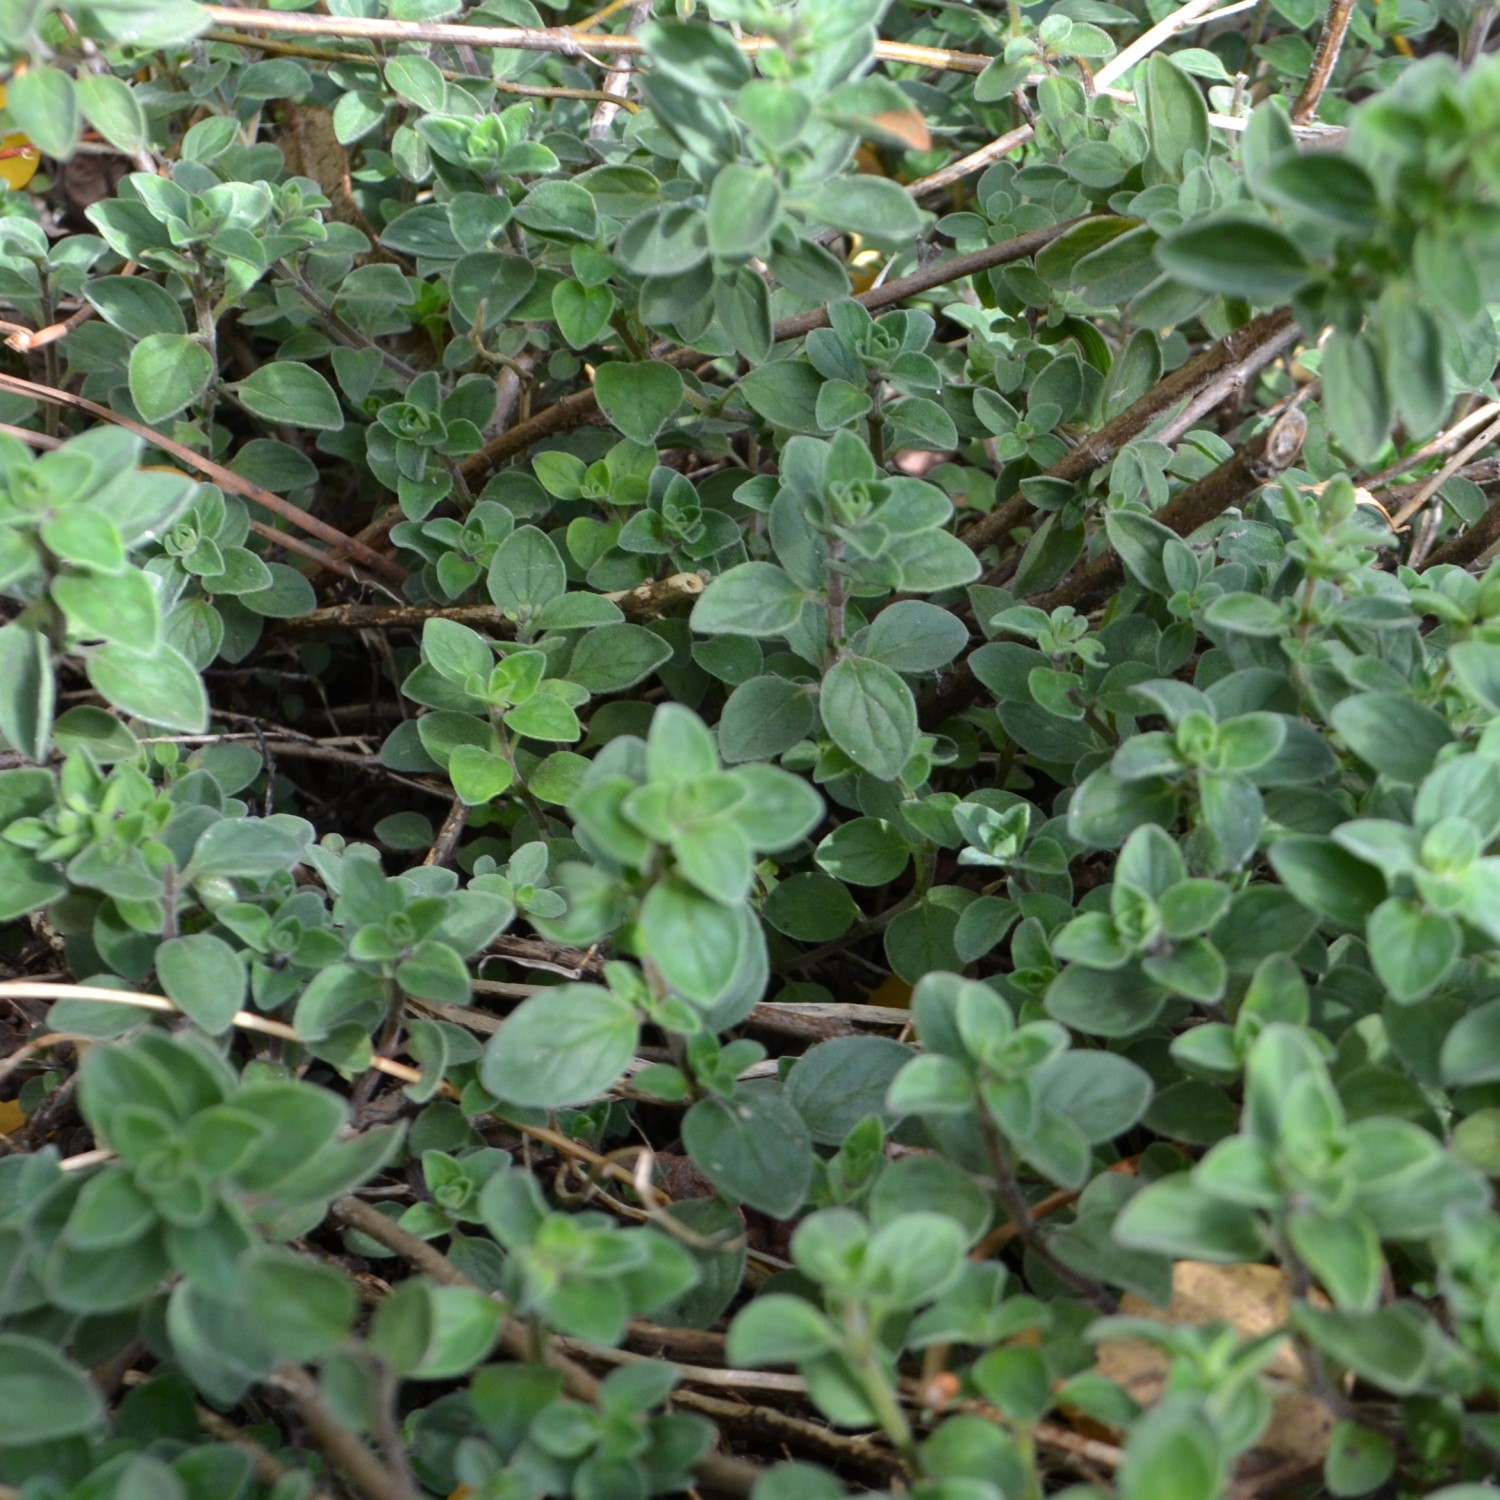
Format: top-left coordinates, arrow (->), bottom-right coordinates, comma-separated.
866,972 -> 913,1009
0,85 -> 41,193
869,110 -> 932,153
0,1098 -> 27,1137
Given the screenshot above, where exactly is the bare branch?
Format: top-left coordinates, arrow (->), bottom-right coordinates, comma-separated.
1292,0 -> 1358,124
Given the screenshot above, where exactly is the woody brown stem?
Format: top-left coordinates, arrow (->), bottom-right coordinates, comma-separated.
1029,404 -> 1308,615
456,219 -> 1087,485
1291,0 -> 1357,124
959,308 -> 1299,564
919,401 -> 1307,728
201,5 -> 992,73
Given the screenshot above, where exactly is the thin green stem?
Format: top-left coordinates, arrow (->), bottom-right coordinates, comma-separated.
840,1302 -> 922,1476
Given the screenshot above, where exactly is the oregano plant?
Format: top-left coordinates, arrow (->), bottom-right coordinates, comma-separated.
2,3 -> 1500,1500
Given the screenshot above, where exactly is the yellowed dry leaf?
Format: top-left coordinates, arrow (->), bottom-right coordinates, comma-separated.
1092,1260 -> 1336,1466
869,109 -> 933,152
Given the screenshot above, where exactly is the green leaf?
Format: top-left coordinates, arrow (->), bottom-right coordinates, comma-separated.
1323,331 -> 1392,465
1329,692 -> 1452,783
480,984 -> 639,1107
1449,640 -> 1500,714
862,1212 -> 968,1310
1258,154 -> 1380,231
423,617 -> 492,686
1156,216 -> 1313,302
0,1335 -> 105,1445
764,871 -> 857,940
1267,836 -> 1385,930
1290,1303 -> 1433,1396
1118,1399 -> 1224,1500
157,934 -> 247,1035
514,179 -> 599,243
488,526 -> 567,616
1287,1209 -> 1382,1314
568,624 -> 672,693
371,1281 -> 503,1380
448,744 -> 514,806
0,619 -> 54,762
87,641 -> 208,732
1325,1422 -> 1395,1498
594,361 -> 684,444
1112,1175 -> 1265,1262
707,163 -> 782,259
803,175 -> 929,244
7,65 -> 80,160
53,568 -> 161,652
76,72 -> 149,155
727,1294 -> 837,1365
240,563 -> 316,620
814,378 -> 872,431
504,691 -> 581,743
639,877 -> 744,1004
129,334 -> 214,425
1033,1051 -> 1152,1143
1105,509 -> 1176,594
41,510 -> 124,573
864,600 -> 968,673
189,814 -> 311,879
785,1036 -> 913,1146
1367,898 -> 1459,1003
682,1089 -> 813,1218
236,363 -> 344,432
85,275 -> 185,340
1380,286 -> 1448,438
552,279 -> 616,350
642,18 -> 753,97
691,563 -> 806,638
820,655 -> 918,782
396,939 -> 472,1005
1440,998 -> 1500,1087
241,1252 -> 358,1361
817,817 -> 910,885
718,676 -> 816,762
738,360 -> 825,431
1144,54 -> 1209,178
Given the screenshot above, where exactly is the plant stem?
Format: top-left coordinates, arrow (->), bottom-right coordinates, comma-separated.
193,274 -> 219,450
978,1115 -> 1113,1311
840,1302 -> 922,1476
824,538 -> 849,667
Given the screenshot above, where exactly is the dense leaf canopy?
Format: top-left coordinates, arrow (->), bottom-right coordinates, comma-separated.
2,2 -> 1500,1499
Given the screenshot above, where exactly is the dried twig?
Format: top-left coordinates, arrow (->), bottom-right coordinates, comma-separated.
588,0 -> 651,137
960,308 -> 1299,563
0,371 -> 406,586
3,300 -> 98,355
1366,401 -> 1500,487
457,219 -> 1085,484
1291,0 -> 1357,124
909,0 -> 1295,200
270,1365 -> 420,1500
422,798 -> 470,867
1388,412 -> 1500,529
274,572 -> 706,636
203,29 -> 639,107
201,6 -> 991,74
192,1402 -> 338,1500
330,1197 -> 762,1498
1030,404 -> 1308,615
